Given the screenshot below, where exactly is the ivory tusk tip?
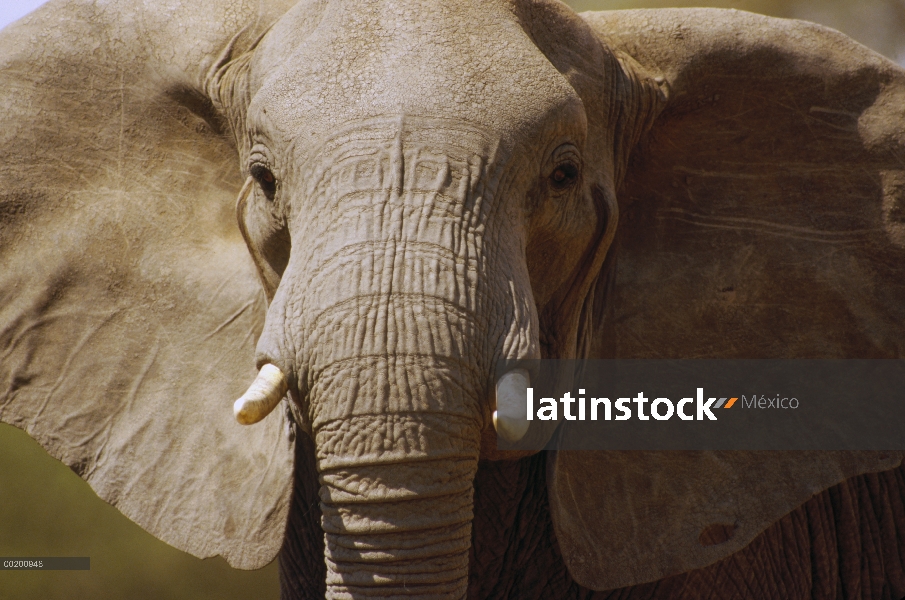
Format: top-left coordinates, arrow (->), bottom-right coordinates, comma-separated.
494,369 -> 531,443
494,410 -> 530,443
233,364 -> 288,425
233,398 -> 261,425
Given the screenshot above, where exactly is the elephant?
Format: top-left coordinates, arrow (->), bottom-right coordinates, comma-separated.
2,0 -> 905,598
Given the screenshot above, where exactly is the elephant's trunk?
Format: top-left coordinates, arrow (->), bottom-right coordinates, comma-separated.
253,123 -> 537,596
300,290 -> 487,597
302,297 -> 487,598
318,419 -> 477,598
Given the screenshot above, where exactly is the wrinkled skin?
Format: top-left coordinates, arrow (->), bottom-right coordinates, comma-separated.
224,3 -> 618,595
2,1 -> 905,599
283,433 -> 905,599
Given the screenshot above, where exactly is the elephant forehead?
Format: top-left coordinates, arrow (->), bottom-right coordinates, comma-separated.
286,117 -> 520,309
251,0 -> 586,145
295,116 -> 505,197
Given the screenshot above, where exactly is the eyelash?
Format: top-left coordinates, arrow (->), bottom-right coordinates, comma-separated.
550,161 -> 580,190
250,163 -> 277,198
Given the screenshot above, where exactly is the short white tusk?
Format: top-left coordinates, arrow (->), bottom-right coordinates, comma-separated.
493,368 -> 530,443
234,364 -> 288,425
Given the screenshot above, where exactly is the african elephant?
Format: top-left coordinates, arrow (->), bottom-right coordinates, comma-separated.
2,0 -> 905,598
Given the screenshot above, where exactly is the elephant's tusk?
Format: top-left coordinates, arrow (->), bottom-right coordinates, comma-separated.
234,364 -> 288,425
493,368 -> 530,443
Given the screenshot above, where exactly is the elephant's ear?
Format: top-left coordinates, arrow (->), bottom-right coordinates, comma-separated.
587,7 -> 905,359
544,8 -> 905,591
0,0 -> 296,569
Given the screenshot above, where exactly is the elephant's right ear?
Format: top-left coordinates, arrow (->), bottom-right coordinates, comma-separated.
586,8 -> 905,358
0,0 -> 296,569
546,7 -> 905,592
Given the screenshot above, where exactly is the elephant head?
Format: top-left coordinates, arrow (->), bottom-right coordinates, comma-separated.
2,0 -> 905,597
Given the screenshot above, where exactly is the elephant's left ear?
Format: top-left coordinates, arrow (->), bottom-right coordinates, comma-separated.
0,0 -> 296,569
545,7 -> 905,591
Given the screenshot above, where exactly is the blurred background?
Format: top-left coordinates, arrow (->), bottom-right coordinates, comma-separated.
1,1 -> 904,599
0,424 -> 281,599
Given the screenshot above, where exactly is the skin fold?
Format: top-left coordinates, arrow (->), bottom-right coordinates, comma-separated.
1,1 -> 904,598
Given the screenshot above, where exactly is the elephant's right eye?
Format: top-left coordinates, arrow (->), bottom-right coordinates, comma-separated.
250,164 -> 277,199
549,162 -> 579,191
548,143 -> 582,192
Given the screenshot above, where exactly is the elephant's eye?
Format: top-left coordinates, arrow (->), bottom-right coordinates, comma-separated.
550,162 -> 579,190
250,164 -> 277,199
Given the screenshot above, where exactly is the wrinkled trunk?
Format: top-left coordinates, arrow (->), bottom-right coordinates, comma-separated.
319,423 -> 477,597
278,423 -> 480,600
262,123 -> 534,598
308,351 -> 484,598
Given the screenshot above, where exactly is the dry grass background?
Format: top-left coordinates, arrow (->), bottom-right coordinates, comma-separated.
0,424 -> 281,599
1,1 -> 902,598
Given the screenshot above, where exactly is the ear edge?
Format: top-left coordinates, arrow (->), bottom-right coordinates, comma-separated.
237,176 -> 284,302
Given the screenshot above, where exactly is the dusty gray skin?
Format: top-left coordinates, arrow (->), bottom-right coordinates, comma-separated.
2,1 -> 905,598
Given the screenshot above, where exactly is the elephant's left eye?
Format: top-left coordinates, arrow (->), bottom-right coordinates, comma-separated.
550,162 -> 579,190
250,164 -> 277,199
